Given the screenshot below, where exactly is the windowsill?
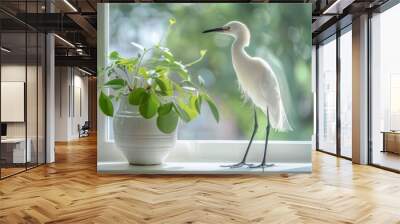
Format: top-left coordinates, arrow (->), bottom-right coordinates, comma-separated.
97,140 -> 312,174
97,162 -> 311,174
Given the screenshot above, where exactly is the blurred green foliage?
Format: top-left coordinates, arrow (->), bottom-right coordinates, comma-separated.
108,3 -> 313,140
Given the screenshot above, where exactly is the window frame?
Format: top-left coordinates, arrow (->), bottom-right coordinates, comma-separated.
315,24 -> 353,161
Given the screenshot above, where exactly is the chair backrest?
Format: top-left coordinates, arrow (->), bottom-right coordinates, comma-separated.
82,121 -> 90,129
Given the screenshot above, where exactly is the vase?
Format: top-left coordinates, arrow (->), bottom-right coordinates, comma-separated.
113,96 -> 177,165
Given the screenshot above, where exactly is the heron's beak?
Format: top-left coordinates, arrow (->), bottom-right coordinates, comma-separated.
202,26 -> 229,33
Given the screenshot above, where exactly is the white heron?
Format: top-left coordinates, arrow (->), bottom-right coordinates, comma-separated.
203,21 -> 292,168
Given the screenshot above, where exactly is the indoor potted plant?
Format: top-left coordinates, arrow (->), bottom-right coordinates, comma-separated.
98,18 -> 219,165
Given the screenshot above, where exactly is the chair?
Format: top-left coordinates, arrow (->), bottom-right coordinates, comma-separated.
78,121 -> 90,138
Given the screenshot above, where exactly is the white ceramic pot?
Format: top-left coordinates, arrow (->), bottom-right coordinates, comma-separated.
113,96 -> 177,165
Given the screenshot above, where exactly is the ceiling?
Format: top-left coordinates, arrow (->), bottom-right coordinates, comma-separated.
0,0 -> 97,73
0,0 -> 394,74
311,0 -> 390,43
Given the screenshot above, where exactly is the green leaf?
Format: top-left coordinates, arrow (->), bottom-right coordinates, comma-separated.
182,86 -> 196,92
203,95 -> 219,122
155,66 -> 168,76
117,57 -> 138,66
195,95 -> 202,113
99,64 -> 113,77
99,91 -> 114,117
128,88 -> 146,105
106,68 -> 115,77
130,41 -> 144,51
173,83 -> 186,96
138,67 -> 149,78
148,69 -> 158,78
109,51 -> 120,60
200,49 -> 207,57
158,102 -> 173,115
173,61 -> 186,70
155,58 -> 188,80
173,61 -> 189,80
104,78 -> 126,90
159,47 -> 174,62
169,18 -> 176,26
155,77 -> 173,96
181,80 -> 196,88
173,102 -> 191,122
116,57 -> 138,73
99,64 -> 115,77
155,78 -> 167,93
177,99 -> 198,121
163,52 -> 174,62
198,75 -> 205,87
139,92 -> 160,119
157,109 -> 179,134
178,70 -> 189,80
189,95 -> 198,113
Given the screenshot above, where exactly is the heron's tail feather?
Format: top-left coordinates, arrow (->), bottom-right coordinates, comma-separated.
266,101 -> 293,132
276,103 -> 293,132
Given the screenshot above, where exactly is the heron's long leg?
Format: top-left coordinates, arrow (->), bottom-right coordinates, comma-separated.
249,109 -> 274,169
221,106 -> 258,168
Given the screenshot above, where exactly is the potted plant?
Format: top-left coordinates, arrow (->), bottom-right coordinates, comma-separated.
98,18 -> 219,165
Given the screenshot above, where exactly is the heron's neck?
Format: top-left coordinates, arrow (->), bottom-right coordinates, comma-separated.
231,36 -> 250,65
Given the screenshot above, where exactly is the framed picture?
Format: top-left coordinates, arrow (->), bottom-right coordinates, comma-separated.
97,3 -> 313,174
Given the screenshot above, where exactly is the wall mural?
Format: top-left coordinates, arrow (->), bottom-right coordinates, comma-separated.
97,3 -> 313,174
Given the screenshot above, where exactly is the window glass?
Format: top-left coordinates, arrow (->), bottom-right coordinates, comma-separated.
0,1 -> 46,178
340,29 -> 352,158
1,27 -> 28,177
27,30 -> 38,169
371,4 -> 400,171
317,37 -> 337,154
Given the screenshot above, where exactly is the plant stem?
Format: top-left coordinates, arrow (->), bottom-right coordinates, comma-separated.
133,47 -> 155,81
185,54 -> 206,67
158,25 -> 171,46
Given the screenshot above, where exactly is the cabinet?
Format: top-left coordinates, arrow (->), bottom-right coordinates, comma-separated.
382,132 -> 400,154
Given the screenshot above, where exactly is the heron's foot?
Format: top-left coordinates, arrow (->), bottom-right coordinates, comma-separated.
221,162 -> 253,168
248,163 -> 274,169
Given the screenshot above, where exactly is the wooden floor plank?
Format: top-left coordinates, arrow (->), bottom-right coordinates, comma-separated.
1,135 -> 400,223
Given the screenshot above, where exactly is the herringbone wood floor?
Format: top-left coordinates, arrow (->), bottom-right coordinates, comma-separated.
1,135 -> 400,224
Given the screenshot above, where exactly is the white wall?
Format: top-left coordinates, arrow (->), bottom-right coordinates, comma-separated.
1,65 -> 26,140
55,67 -> 89,141
71,73 -> 89,138
1,65 -> 26,82
55,67 -> 68,141
1,65 -> 38,138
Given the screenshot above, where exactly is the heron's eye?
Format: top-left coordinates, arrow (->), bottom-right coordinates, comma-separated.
224,26 -> 231,31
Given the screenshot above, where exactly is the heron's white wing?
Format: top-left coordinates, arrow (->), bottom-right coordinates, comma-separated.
253,58 -> 292,132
